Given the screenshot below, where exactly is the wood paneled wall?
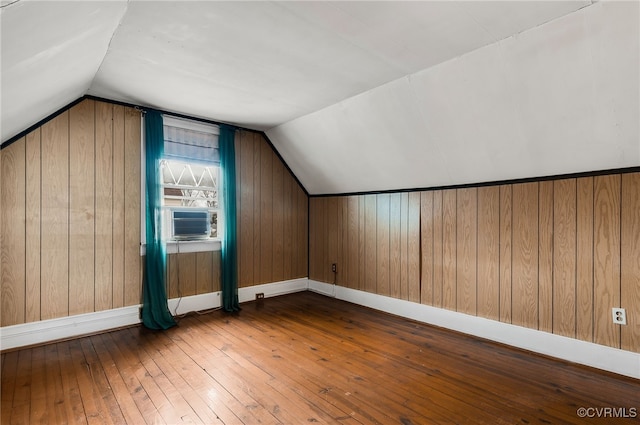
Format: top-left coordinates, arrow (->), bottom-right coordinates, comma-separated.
167,130 -> 309,296
1,100 -> 142,326
166,251 -> 221,299
1,99 -> 309,326
310,193 -> 421,301
235,130 -> 308,287
309,173 -> 640,352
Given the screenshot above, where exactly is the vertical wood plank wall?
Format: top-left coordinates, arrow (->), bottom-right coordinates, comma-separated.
1,99 -> 308,327
1,100 -> 141,326
309,173 -> 640,352
167,130 -> 308,295
235,130 -> 308,288
166,251 -> 221,299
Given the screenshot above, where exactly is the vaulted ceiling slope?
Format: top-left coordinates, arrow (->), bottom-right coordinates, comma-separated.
1,0 -> 128,143
268,0 -> 640,193
2,1 -> 638,194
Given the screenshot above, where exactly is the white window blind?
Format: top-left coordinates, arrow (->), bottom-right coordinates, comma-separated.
163,116 -> 220,164
160,116 -> 222,241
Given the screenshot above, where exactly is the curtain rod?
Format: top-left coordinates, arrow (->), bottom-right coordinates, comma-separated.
86,95 -> 242,131
0,94 -> 310,196
1,95 -> 258,149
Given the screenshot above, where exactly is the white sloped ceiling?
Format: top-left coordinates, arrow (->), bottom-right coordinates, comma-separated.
0,0 -> 128,142
267,0 -> 639,194
2,0 -> 637,195
87,0 -> 592,131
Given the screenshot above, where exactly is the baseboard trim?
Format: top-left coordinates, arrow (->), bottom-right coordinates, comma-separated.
169,292 -> 222,316
308,280 -> 640,379
237,278 -> 309,303
0,306 -> 142,351
1,278 -> 309,351
4,278 -> 637,378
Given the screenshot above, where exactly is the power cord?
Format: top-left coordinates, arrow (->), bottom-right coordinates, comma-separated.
172,240 -> 222,322
173,240 -> 183,317
331,263 -> 337,298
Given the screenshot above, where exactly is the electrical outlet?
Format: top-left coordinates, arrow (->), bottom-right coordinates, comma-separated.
256,293 -> 265,300
331,263 -> 337,273
612,308 -> 627,325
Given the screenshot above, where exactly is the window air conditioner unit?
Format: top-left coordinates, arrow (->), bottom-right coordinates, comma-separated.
171,208 -> 210,240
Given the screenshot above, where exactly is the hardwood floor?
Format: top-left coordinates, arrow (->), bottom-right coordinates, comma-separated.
2,291 -> 638,424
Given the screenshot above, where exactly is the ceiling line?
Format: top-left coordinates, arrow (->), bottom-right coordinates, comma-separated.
0,0 -> 21,10
87,0 -> 131,96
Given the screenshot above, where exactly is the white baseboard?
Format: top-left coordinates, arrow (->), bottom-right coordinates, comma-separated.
309,280 -> 640,379
169,291 -> 222,315
4,278 -> 637,379
0,278 -> 309,351
237,278 -> 309,303
0,305 -> 142,351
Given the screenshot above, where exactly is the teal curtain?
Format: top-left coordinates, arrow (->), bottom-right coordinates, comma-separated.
141,110 -> 177,329
220,124 -> 240,312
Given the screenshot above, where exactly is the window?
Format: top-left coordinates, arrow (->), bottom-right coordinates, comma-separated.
160,117 -> 222,243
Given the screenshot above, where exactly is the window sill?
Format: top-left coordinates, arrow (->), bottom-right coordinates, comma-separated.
140,239 -> 221,256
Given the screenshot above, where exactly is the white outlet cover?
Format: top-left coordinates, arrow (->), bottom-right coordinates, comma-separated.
612,308 -> 627,325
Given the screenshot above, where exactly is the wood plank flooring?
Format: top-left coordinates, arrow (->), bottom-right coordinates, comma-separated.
2,291 -> 639,424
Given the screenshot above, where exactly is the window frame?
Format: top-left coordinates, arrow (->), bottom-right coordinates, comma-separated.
160,158 -> 222,237
140,115 -> 223,255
